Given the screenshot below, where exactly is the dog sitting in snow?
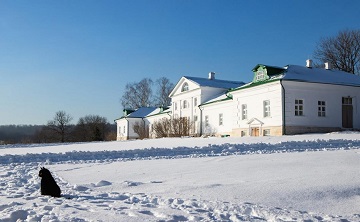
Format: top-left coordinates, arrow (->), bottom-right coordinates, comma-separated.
38,167 -> 61,197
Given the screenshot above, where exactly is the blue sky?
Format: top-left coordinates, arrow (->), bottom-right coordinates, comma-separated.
1,1 -> 360,125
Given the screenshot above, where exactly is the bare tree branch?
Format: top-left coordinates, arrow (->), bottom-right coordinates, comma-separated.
314,29 -> 360,75
121,78 -> 154,109
47,111 -> 73,142
155,77 -> 174,107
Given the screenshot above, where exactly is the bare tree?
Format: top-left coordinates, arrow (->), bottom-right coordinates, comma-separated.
121,78 -> 154,109
132,120 -> 149,139
152,118 -> 171,138
121,77 -> 174,109
314,29 -> 360,75
47,111 -> 73,142
74,115 -> 109,141
152,117 -> 193,138
155,77 -> 174,107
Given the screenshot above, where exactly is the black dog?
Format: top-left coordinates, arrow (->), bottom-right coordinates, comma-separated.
39,167 -> 61,197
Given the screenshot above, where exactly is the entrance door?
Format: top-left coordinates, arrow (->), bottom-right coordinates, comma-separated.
342,97 -> 353,128
251,127 -> 260,136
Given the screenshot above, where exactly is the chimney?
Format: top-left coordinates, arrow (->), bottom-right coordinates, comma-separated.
306,59 -> 312,68
325,62 -> 331,70
208,72 -> 215,80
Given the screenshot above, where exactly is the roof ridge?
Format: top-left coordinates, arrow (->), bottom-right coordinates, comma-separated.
185,76 -> 244,83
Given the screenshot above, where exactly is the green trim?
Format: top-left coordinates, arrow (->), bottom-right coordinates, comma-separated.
199,96 -> 232,107
252,64 -> 286,83
281,79 -> 360,88
114,117 -> 124,121
146,110 -> 171,118
231,76 -> 360,94
229,78 -> 282,92
114,116 -> 142,121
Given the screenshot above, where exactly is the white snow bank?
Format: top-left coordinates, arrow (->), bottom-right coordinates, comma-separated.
1,132 -> 360,221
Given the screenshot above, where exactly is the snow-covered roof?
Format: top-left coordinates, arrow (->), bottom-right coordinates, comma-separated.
126,107 -> 157,118
115,107 -> 171,120
200,92 -> 232,106
184,76 -> 244,89
146,106 -> 171,118
232,64 -> 360,93
283,65 -> 360,86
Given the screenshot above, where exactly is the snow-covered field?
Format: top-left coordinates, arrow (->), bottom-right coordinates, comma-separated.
1,132 -> 360,222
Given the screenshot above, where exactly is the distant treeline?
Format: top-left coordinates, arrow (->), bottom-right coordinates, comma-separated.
0,125 -> 43,144
0,124 -> 117,144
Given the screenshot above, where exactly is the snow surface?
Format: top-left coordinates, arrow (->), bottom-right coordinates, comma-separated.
1,132 -> 360,221
284,65 -> 360,87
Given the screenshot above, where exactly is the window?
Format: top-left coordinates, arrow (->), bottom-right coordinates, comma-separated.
183,100 -> 188,109
263,100 -> 271,117
123,126 -> 125,133
255,70 -> 265,81
194,98 -> 198,106
219,113 -> 223,126
342,97 -> 352,105
194,115 -> 198,122
241,104 -> 247,120
295,99 -> 304,116
174,102 -> 177,110
263,129 -> 270,136
241,131 -> 246,137
205,115 -> 209,127
318,101 -> 326,117
181,82 -> 189,92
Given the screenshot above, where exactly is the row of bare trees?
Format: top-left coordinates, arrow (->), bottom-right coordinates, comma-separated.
132,117 -> 194,139
121,77 -> 174,110
32,111 -> 116,143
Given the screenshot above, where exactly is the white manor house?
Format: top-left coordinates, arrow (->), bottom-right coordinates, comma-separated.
115,60 -> 360,140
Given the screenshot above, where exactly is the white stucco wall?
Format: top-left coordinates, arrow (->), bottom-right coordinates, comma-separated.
231,81 -> 283,132
201,99 -> 234,136
146,113 -> 171,138
283,81 -> 360,129
171,88 -> 201,120
170,79 -> 229,135
116,118 -> 148,140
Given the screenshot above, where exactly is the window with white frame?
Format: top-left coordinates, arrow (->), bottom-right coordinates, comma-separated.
263,129 -> 270,136
181,82 -> 189,92
263,100 -> 270,117
123,126 -> 125,134
318,101 -> 326,117
295,99 -> 304,116
194,97 -> 197,106
219,113 -> 223,126
241,104 -> 247,120
205,115 -> 209,127
174,102 -> 177,110
183,100 -> 188,109
194,115 -> 198,122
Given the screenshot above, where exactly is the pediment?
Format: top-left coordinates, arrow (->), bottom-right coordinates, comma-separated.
169,77 -> 200,97
247,117 -> 264,125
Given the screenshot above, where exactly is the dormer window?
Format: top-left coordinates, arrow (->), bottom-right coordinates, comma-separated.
255,70 -> 265,81
252,64 -> 285,83
181,82 -> 189,92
